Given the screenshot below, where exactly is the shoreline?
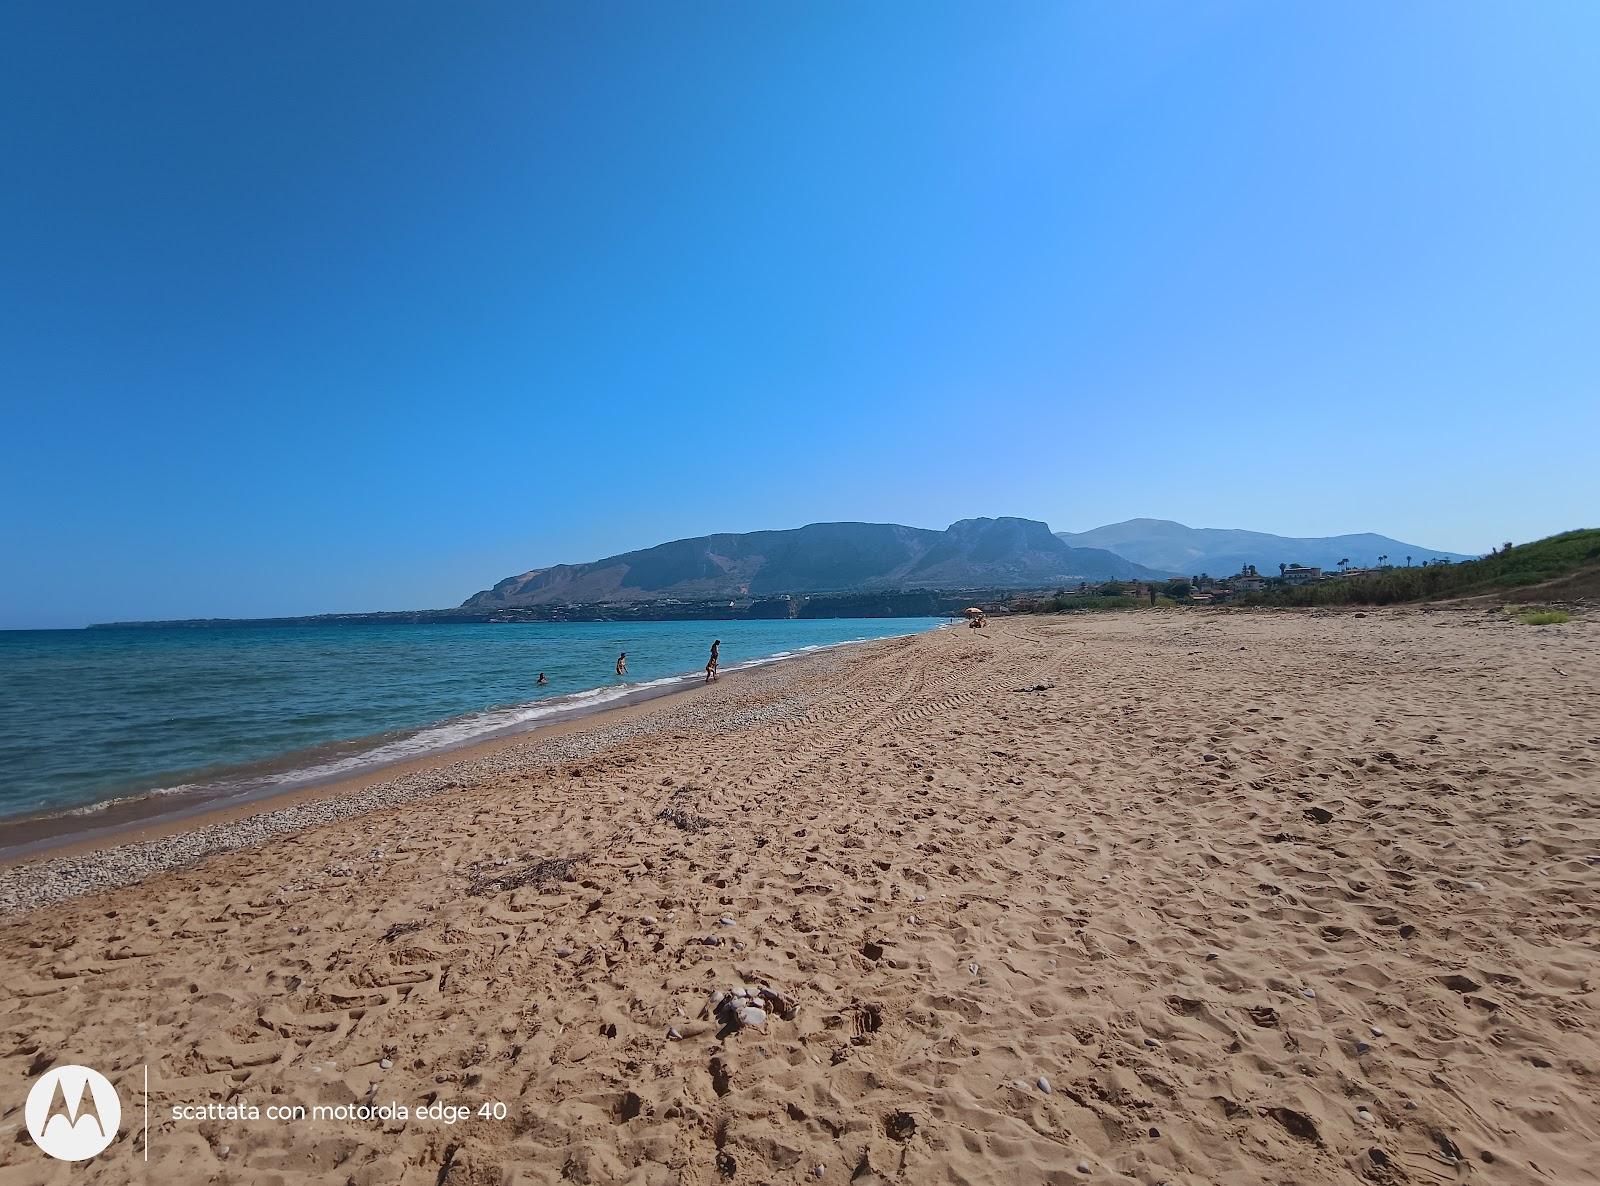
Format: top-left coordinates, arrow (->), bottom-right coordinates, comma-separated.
0,666 -> 706,862
0,676 -> 686,865
0,632 -> 897,912
0,628 -> 935,867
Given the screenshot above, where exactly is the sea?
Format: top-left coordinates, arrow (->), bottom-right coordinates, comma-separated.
0,617 -> 939,828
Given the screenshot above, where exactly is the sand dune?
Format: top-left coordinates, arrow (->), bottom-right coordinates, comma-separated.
1,608 -> 1597,1185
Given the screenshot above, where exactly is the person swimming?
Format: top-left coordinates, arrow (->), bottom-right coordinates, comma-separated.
616,651 -> 627,678
705,639 -> 720,683
537,672 -> 548,686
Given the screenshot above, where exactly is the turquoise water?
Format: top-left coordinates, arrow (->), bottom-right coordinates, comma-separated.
0,618 -> 937,821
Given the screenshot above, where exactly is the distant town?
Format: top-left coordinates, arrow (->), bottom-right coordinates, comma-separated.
1014,537 -> 1576,613
1030,552 -> 1478,609
1169,551 -> 1467,604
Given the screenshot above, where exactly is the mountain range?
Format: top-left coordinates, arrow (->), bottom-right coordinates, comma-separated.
462,518 -> 1162,609
1053,519 -> 1475,576
462,516 -> 1477,608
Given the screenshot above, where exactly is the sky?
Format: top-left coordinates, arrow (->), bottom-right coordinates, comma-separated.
3,3 -> 1597,628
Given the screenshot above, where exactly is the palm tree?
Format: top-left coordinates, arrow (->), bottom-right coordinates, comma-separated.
1279,562 -> 1287,576
1338,557 -> 1350,573
1406,555 -> 1412,567
1378,554 -> 1388,568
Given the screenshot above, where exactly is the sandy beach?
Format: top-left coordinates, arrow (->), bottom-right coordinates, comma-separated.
1,609 -> 1596,1185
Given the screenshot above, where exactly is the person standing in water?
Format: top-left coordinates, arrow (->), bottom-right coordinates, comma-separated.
536,672 -> 548,686
616,651 -> 627,678
705,639 -> 721,683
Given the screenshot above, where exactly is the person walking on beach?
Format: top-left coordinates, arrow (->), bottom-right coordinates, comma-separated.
705,639 -> 721,683
616,651 -> 627,678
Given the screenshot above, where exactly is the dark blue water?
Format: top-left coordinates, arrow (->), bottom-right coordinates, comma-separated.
0,618 -> 937,821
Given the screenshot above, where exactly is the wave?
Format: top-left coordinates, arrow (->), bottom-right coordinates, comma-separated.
23,631 -> 912,828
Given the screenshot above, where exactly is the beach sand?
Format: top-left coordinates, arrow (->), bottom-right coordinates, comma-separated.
1,609 -> 1596,1184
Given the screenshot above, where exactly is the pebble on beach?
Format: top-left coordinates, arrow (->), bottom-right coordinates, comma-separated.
712,983 -> 792,1032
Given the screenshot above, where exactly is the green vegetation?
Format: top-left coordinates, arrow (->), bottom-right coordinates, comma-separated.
1010,529 -> 1595,617
1241,529 -> 1600,607
1016,592 -> 1142,613
1517,609 -> 1570,625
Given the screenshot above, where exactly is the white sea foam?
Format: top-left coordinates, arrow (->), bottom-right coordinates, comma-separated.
262,675 -> 689,786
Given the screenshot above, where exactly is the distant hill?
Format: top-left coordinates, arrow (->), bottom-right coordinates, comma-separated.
462,518 -> 1166,608
1054,518 -> 1475,575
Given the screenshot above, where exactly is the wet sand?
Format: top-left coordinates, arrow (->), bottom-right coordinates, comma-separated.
0,670 -> 746,869
0,654 -> 807,866
1,609 -> 1596,1185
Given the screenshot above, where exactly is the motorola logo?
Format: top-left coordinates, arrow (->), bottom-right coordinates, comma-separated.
25,1064 -> 121,1161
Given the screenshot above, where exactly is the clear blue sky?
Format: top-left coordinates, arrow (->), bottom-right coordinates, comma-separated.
4,3 -> 1596,628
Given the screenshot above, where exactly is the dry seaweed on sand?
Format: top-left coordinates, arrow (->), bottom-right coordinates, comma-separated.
466,853 -> 581,896
657,787 -> 714,833
657,804 -> 713,833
